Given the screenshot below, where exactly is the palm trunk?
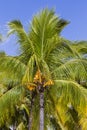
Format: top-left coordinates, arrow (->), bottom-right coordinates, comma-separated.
13,122 -> 16,130
39,91 -> 44,130
28,91 -> 35,130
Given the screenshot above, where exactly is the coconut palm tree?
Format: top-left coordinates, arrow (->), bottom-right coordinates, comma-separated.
0,8 -> 69,130
0,8 -> 87,130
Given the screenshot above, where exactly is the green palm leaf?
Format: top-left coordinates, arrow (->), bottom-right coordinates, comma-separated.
54,80 -> 87,112
0,86 -> 25,127
52,59 -> 87,81
30,9 -> 68,60
0,56 -> 26,80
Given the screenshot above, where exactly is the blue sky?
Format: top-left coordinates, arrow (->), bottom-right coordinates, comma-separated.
0,0 -> 87,55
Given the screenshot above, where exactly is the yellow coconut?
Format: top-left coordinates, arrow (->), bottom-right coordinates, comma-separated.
44,79 -> 54,87
27,85 -> 35,91
34,70 -> 41,83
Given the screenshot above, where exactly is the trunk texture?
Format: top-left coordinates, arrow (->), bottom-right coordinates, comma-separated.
39,91 -> 44,130
13,122 -> 16,130
28,92 -> 35,130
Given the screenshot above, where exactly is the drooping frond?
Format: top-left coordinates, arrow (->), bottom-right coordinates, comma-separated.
0,72 -> 19,88
45,80 -> 87,129
47,39 -> 82,64
43,91 -> 64,130
8,20 -> 33,61
52,58 -> 87,81
45,89 -> 80,130
46,40 -> 87,78
44,37 -> 76,60
0,55 -> 27,80
53,80 -> 87,113
72,41 -> 87,53
55,103 -> 81,130
0,86 -> 25,127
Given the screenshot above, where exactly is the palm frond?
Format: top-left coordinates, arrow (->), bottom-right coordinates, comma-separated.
0,86 -> 25,127
45,89 -> 79,130
68,40 -> 87,58
71,41 -> 87,57
46,40 -> 86,77
46,81 -> 87,129
0,55 -> 26,80
57,19 -> 69,34
0,71 -> 21,87
54,80 -> 87,113
22,54 -> 36,84
8,20 -> 33,59
55,103 -> 80,130
30,8 -> 68,60
40,60 -> 51,80
52,59 -> 87,81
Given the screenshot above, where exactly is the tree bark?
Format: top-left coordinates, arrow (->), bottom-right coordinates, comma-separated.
13,122 -> 16,130
39,91 -> 44,130
28,91 -> 35,130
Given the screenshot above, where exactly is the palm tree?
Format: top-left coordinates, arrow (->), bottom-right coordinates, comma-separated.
0,8 -> 87,130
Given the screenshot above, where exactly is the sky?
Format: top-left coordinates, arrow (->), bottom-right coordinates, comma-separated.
0,0 -> 87,55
